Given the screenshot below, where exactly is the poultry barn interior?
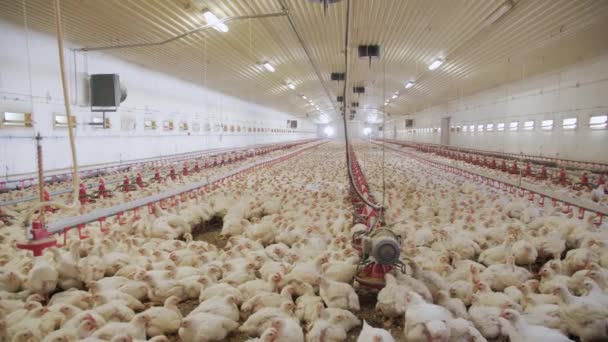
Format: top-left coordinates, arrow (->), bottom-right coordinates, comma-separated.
1,0 -> 608,341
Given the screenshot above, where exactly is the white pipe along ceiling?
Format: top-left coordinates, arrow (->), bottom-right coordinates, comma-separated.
1,0 -> 607,124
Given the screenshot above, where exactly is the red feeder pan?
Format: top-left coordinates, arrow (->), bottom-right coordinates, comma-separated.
355,262 -> 393,289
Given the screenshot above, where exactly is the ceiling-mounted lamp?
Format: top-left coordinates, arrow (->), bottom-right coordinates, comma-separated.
404,81 -> 415,89
262,62 -> 276,72
202,10 -> 229,33
391,93 -> 399,99
301,95 -> 308,100
287,82 -> 296,90
428,58 -> 444,71
484,0 -> 514,26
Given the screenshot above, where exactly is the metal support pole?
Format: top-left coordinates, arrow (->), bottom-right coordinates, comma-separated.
35,133 -> 45,222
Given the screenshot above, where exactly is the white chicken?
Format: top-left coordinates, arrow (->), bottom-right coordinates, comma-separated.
139,296 -> 182,336
356,320 -> 395,342
498,309 -> 572,342
319,277 -> 360,311
179,311 -> 239,342
91,314 -> 150,340
26,257 -> 59,295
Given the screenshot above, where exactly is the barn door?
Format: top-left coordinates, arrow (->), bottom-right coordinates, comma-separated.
440,117 -> 450,145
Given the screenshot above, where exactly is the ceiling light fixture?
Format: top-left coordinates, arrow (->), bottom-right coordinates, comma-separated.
392,93 -> 398,99
301,95 -> 307,100
484,0 -> 514,26
428,58 -> 444,71
202,10 -> 229,33
404,81 -> 415,89
287,82 -> 296,90
262,62 -> 275,72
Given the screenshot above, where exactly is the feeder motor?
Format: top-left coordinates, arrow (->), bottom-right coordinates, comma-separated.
361,228 -> 401,265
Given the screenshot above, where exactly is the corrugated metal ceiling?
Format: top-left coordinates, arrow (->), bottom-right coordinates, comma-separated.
1,0 -> 607,122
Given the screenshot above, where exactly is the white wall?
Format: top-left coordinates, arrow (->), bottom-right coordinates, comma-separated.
385,54 -> 608,162
0,20 -> 316,176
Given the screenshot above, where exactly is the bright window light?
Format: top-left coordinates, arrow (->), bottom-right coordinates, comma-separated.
509,121 -> 518,131
456,125 -> 461,132
469,125 -> 475,132
589,114 -> 607,129
523,120 -> 535,131
541,119 -> 554,130
463,126 -> 468,132
428,58 -> 444,70
262,62 -> 275,72
562,117 -> 577,130
477,124 -> 484,132
203,10 -> 229,33
404,81 -> 415,89
323,126 -> 335,137
144,119 -> 157,130
1,112 -> 32,128
497,122 -> 505,131
486,123 -> 494,131
363,127 -> 372,136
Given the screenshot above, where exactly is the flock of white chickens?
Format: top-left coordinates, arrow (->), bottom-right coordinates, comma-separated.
0,141 -> 607,342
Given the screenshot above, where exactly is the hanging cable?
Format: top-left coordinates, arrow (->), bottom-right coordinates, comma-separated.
340,0 -> 382,211
381,56 -> 387,211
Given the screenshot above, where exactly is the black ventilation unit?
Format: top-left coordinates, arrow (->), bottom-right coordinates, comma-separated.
351,102 -> 359,107
337,96 -> 344,103
287,120 -> 298,129
358,45 -> 380,67
350,110 -> 356,114
331,72 -> 345,81
353,86 -> 365,94
358,45 -> 380,58
90,74 -> 127,112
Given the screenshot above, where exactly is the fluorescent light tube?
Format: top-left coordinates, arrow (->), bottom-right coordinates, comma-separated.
203,10 -> 229,33
428,58 -> 444,70
262,62 -> 275,72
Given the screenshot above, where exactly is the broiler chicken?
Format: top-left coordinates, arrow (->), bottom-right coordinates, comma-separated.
319,277 -> 360,311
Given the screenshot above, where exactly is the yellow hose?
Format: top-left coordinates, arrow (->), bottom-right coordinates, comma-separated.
53,0 -> 80,207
